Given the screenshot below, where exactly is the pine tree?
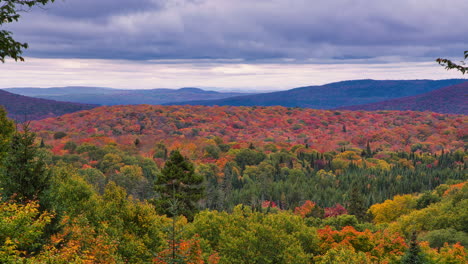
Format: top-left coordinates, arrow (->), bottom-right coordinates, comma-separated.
401,232 -> 426,264
366,141 -> 373,158
156,191 -> 189,264
348,186 -> 367,221
39,138 -> 45,148
0,106 -> 15,159
0,124 -> 50,202
154,150 -> 204,221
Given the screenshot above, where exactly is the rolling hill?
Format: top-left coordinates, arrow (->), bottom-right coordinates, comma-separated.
0,89 -> 97,121
3,86 -> 251,106
30,104 -> 466,155
337,82 -> 468,114
167,79 -> 467,109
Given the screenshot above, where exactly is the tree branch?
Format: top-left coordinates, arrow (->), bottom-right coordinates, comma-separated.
436,51 -> 468,75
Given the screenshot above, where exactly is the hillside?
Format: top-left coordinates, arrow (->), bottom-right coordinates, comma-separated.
167,79 -> 467,108
336,81 -> 468,114
31,105 -> 466,155
3,86 -> 251,105
0,89 -> 97,121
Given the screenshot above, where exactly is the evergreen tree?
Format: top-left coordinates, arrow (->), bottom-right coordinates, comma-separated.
0,124 -> 50,202
366,141 -> 373,158
134,138 -> 141,147
401,232 -> 426,264
39,138 -> 45,148
159,199 -> 188,264
347,186 -> 367,221
154,150 -> 204,221
0,106 -> 15,159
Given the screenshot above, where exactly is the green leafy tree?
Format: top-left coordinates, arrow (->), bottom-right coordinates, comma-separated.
419,228 -> 468,248
0,200 -> 52,260
315,246 -> 370,264
1,0 -> 55,62
416,191 -> 441,209
95,182 -> 166,262
234,149 -> 266,170
154,150 -> 204,221
436,50 -> 468,74
216,206 -> 310,263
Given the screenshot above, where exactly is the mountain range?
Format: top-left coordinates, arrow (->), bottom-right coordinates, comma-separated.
167,79 -> 467,110
337,82 -> 468,114
3,87 -> 250,106
2,79 -> 467,121
0,89 -> 97,121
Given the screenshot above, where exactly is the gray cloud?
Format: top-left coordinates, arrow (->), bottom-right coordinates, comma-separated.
4,0 -> 468,62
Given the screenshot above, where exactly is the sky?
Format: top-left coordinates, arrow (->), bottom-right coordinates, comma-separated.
1,0 -> 467,91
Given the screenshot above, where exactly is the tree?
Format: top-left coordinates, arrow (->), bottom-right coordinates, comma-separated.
154,150 -> 204,221
0,200 -> 53,260
401,232 -> 426,264
368,194 -> 417,224
234,149 -> 266,170
348,186 -> 368,221
436,50 -> 468,74
0,106 -> 15,159
0,124 -> 50,202
1,0 -> 55,62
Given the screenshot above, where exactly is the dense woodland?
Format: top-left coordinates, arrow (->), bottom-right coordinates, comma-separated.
31,105 -> 466,153
0,105 -> 467,263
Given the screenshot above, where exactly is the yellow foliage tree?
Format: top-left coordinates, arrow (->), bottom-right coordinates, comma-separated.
369,194 -> 417,224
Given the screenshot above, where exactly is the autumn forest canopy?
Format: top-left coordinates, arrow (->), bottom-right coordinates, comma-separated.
0,103 -> 466,263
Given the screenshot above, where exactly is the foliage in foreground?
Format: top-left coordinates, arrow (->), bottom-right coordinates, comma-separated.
0,183 -> 467,263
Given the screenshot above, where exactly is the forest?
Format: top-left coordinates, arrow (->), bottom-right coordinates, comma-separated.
0,105 -> 467,263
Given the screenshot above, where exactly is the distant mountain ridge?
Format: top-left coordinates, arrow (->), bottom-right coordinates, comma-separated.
0,90 -> 97,121
337,81 -> 468,114
4,79 -> 467,115
4,86 -> 116,96
166,79 -> 467,109
3,86 -> 251,106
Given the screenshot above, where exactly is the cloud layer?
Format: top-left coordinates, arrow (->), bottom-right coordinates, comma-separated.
6,0 -> 468,61
1,58 -> 465,90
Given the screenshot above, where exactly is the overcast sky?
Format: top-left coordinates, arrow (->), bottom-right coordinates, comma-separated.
1,0 -> 467,91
